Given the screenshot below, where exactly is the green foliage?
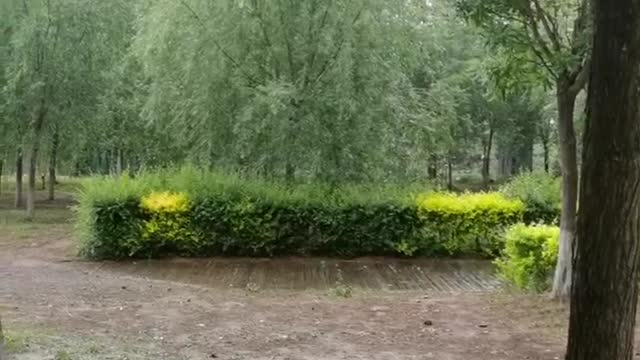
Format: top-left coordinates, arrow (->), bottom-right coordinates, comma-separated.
414,192 -> 524,256
495,223 -> 559,292
76,168 -> 527,259
500,172 -> 561,224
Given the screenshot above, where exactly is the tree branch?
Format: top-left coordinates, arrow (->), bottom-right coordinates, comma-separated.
522,26 -> 559,79
311,3 -> 364,88
252,1 -> 280,79
532,0 -> 563,51
521,2 -> 555,61
277,0 -> 296,82
303,0 -> 332,89
568,59 -> 590,95
178,0 -> 259,86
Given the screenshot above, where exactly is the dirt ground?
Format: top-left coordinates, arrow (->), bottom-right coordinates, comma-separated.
0,190 -> 573,359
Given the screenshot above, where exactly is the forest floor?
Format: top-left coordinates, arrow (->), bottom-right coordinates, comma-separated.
0,184 -> 578,359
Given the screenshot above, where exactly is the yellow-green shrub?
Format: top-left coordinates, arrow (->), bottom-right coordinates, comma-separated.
136,191 -> 199,256
412,192 -> 525,256
495,224 -> 559,292
141,191 -> 190,213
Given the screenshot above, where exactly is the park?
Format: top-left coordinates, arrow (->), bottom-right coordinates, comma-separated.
0,0 -> 639,359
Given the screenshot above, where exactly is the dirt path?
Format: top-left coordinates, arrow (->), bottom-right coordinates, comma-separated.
0,195 -> 572,359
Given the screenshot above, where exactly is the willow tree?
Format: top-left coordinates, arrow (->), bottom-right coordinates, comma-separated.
458,0 -> 591,299
132,0 -> 436,184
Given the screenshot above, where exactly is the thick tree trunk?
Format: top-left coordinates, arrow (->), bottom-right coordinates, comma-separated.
48,128 -> 59,200
550,83 -> 579,300
482,127 -> 494,188
565,1 -> 640,358
15,148 -> 23,208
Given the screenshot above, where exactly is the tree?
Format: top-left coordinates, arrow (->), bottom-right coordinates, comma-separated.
565,0 -> 640,358
3,0 -> 135,218
458,0 -> 591,299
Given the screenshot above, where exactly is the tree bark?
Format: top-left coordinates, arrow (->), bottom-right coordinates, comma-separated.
447,156 -> 453,191
15,148 -> 23,208
482,127 -> 494,188
542,137 -> 550,173
26,106 -> 46,221
285,162 -> 295,183
115,148 -> 123,175
48,128 -> 58,201
565,1 -> 640,358
550,82 -> 579,300
26,143 -> 39,220
0,159 -> 3,197
428,154 -> 438,180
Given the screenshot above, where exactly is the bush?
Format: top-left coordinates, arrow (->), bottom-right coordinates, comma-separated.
413,193 -> 524,256
500,172 -> 561,224
495,224 -> 559,292
76,167 -> 525,259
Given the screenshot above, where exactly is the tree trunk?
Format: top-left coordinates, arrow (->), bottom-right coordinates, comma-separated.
26,106 -> 46,221
565,1 -> 640,358
0,159 -> 4,197
15,148 -> 23,208
550,82 -> 579,300
482,127 -> 494,189
115,148 -> 123,175
285,162 -> 295,183
428,154 -> 438,180
26,143 -> 39,220
48,129 -> 59,201
542,137 -> 550,173
447,157 -> 453,191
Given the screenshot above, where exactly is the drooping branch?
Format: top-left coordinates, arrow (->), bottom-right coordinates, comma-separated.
277,0 -> 296,82
178,0 -> 259,86
311,3 -> 365,89
303,0 -> 332,89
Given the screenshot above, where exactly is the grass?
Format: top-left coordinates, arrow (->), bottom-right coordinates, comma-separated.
1,323 -> 158,359
3,326 -> 58,354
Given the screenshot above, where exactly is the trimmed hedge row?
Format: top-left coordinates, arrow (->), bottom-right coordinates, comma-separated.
76,169 -> 532,260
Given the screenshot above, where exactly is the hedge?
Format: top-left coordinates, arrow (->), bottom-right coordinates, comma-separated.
76,168 -> 526,259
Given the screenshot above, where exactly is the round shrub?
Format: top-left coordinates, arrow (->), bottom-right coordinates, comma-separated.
495,223 -> 559,292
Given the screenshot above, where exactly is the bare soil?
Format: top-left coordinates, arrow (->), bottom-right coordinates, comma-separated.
0,190 -> 577,359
